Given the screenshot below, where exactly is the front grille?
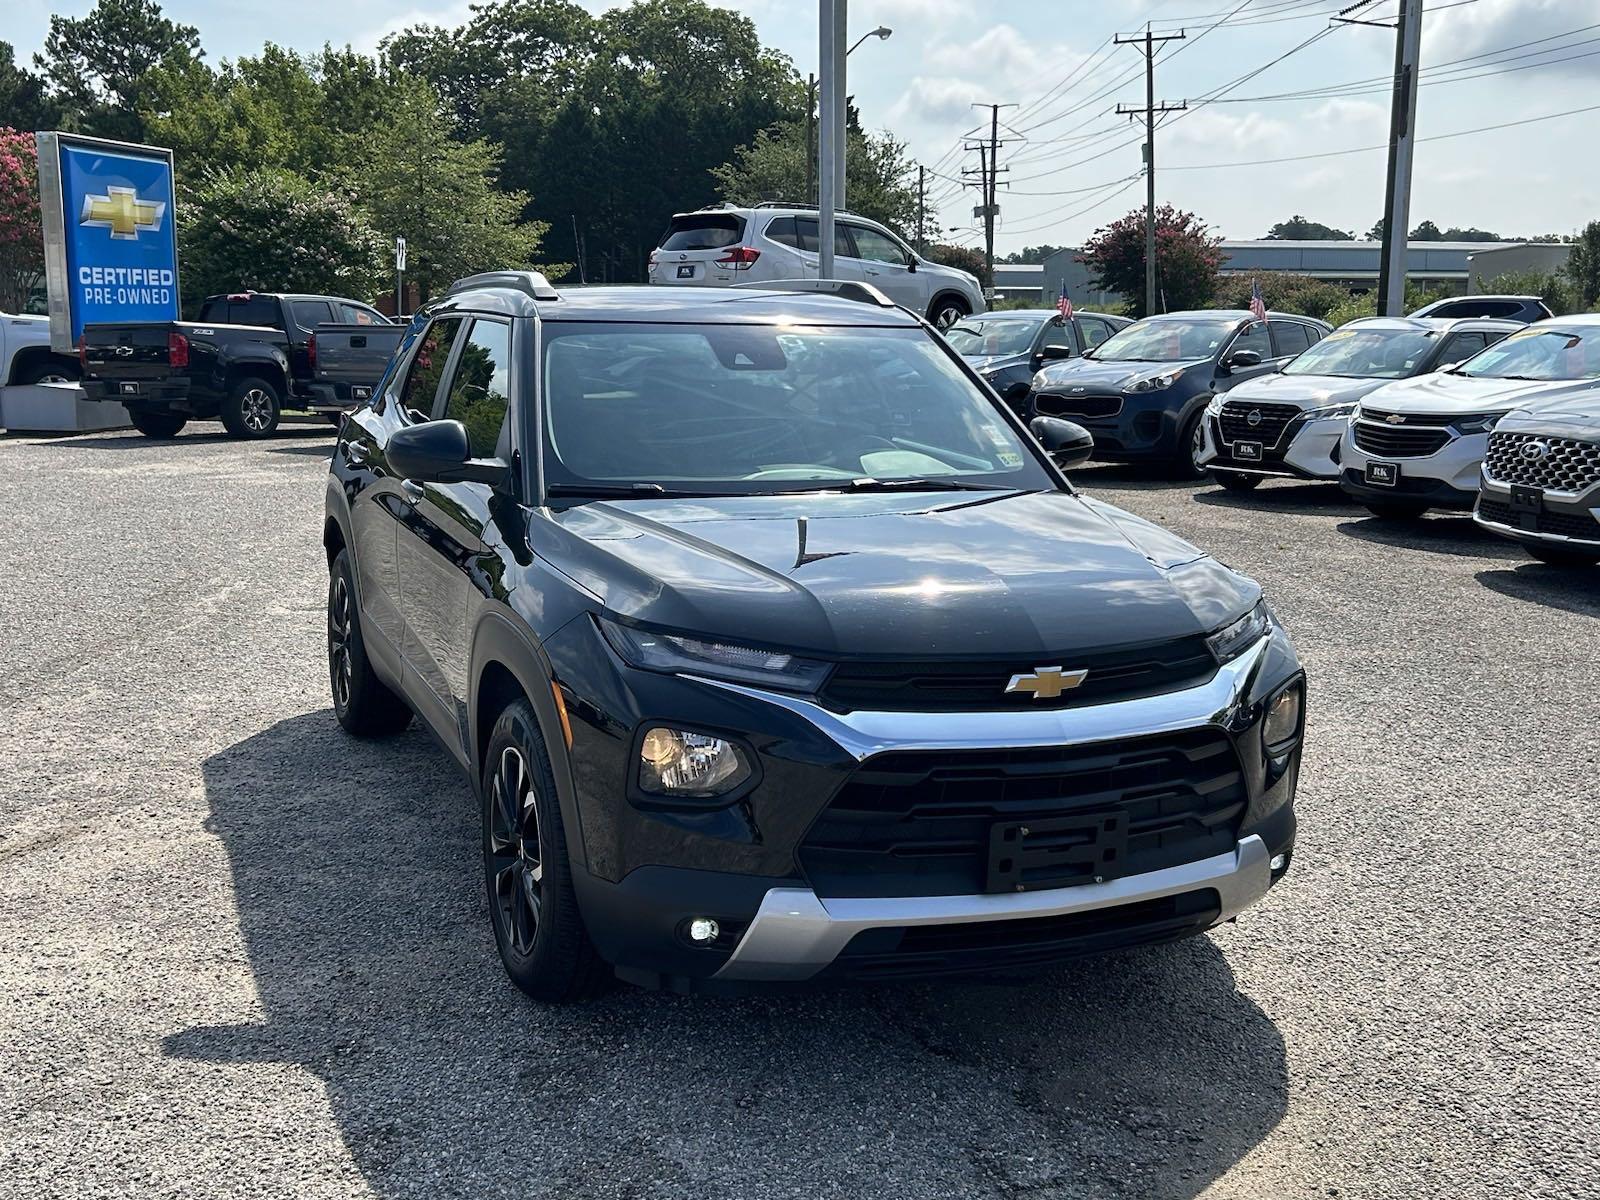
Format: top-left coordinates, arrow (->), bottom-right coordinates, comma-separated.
1033,391 -> 1122,419
819,636 -> 1217,712
1477,498 -> 1600,542
797,729 -> 1246,899
821,889 -> 1219,980
1353,417 -> 1453,458
1484,432 -> 1600,493
1218,400 -> 1301,447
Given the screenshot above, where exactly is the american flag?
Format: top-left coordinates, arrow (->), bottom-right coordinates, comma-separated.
1248,278 -> 1267,323
1056,281 -> 1074,320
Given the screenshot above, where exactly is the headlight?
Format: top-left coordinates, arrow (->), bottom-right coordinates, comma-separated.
1125,368 -> 1184,394
1263,682 -> 1303,755
1206,599 -> 1271,665
637,726 -> 753,797
1455,411 -> 1507,434
1301,402 -> 1357,421
598,615 -> 830,692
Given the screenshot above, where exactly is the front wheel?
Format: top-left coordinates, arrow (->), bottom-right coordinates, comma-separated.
482,699 -> 608,1003
1172,409 -> 1208,481
128,409 -> 187,439
1527,543 -> 1600,568
1212,470 -> 1263,492
221,376 -> 281,439
928,295 -> 970,330
1363,500 -> 1429,520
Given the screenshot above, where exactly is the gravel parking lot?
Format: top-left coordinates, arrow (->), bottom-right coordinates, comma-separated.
1,423 -> 1595,1200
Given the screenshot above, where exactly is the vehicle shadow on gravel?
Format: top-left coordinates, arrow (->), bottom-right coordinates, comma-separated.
1335,514 -> 1527,559
171,712 -> 1287,1199
1192,481 -> 1360,516
1476,564 -> 1600,617
1071,462 -> 1198,493
40,427 -> 332,450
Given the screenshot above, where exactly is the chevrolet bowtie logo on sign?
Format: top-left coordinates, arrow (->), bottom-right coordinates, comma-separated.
1005,665 -> 1090,700
80,186 -> 165,240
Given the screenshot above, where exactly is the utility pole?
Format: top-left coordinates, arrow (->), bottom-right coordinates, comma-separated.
1115,25 -> 1187,316
833,1 -> 848,213
818,0 -> 841,277
961,103 -> 1016,290
1376,0 -> 1424,316
916,164 -> 926,254
805,73 -> 817,204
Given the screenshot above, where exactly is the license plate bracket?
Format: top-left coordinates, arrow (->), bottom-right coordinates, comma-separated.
1233,440 -> 1263,462
676,264 -> 695,279
1509,483 -> 1544,515
1365,460 -> 1399,487
987,810 -> 1128,893
118,382 -> 140,396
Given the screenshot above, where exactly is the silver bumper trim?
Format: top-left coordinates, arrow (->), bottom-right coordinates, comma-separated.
1474,511 -> 1600,548
716,835 -> 1273,981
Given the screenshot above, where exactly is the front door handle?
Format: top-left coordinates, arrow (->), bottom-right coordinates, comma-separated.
346,441 -> 368,465
400,479 -> 424,504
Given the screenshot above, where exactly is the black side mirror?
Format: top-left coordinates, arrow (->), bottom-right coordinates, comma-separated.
906,258 -> 917,272
1035,344 -> 1074,364
1030,416 -> 1094,470
388,419 -> 509,487
1223,348 -> 1263,373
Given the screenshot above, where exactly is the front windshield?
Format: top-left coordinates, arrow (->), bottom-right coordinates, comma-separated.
1093,318 -> 1238,362
541,323 -> 1056,495
944,317 -> 1047,357
1454,326 -> 1600,381
1284,327 -> 1437,379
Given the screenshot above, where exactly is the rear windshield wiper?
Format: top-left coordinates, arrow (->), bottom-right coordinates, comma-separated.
839,476 -> 1018,493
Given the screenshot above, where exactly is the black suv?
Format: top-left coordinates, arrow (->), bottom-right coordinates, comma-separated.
324,273 -> 1305,1000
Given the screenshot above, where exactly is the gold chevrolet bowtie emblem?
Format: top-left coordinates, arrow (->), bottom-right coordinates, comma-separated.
80,186 -> 165,240
1005,665 -> 1090,700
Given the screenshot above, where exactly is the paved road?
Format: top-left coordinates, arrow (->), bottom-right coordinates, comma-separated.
1,425 -> 1595,1200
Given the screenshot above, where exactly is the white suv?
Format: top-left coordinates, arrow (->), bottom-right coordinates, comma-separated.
647,204 -> 986,327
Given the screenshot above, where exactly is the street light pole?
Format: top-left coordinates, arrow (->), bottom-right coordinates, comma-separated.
818,0 -> 840,278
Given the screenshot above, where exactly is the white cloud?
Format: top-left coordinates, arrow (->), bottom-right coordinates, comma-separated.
889,75 -> 989,127
1425,0 -> 1600,71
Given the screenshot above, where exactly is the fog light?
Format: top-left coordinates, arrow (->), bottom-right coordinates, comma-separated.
688,917 -> 720,944
1263,683 -> 1303,752
638,726 -> 752,797
1270,853 -> 1288,872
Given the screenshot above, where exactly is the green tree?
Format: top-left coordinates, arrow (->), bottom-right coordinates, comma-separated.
1480,269 -> 1575,315
34,0 -> 201,141
1081,204 -> 1223,317
178,166 -> 387,305
999,245 -> 1066,264
1563,220 -> 1600,310
709,120 -> 919,236
1211,272 -> 1349,321
924,243 -> 988,288
1439,225 -> 1503,241
1408,220 -> 1444,241
346,82 -> 552,299
0,43 -> 59,132
1264,215 -> 1353,240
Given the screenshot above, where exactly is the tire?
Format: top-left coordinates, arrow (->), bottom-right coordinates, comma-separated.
327,549 -> 411,737
928,294 -> 970,330
128,409 -> 188,439
1172,409 -> 1209,481
17,357 -> 80,386
1213,470 -> 1263,492
1363,500 -> 1429,520
220,376 -> 281,439
1526,543 -> 1600,568
481,698 -> 609,1003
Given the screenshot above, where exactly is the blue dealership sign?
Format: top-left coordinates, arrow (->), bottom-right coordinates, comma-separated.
35,133 -> 180,352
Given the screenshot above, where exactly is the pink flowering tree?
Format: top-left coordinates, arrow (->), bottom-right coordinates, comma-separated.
0,129 -> 45,314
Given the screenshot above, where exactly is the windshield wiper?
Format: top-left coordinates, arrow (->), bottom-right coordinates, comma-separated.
838,476 -> 1018,493
545,482 -> 713,499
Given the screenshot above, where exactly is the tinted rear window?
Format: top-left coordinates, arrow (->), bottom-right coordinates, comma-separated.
660,215 -> 745,251
199,297 -> 282,328
291,300 -> 335,329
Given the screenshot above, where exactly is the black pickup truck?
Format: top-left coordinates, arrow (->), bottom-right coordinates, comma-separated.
80,292 -> 396,439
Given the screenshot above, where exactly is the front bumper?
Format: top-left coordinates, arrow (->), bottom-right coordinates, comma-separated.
1475,475 -> 1600,548
547,619 -> 1302,989
1339,426 -> 1486,509
1029,387 -> 1191,460
1198,410 -> 1345,481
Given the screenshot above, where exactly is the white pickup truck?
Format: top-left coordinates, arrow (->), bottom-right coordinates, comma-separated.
1,311 -> 83,387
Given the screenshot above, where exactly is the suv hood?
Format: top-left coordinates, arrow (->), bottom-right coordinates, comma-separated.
537,491 -> 1258,658
1360,371 -> 1600,415
1035,356 -> 1207,392
1224,372 -> 1393,410
1497,390 -> 1600,436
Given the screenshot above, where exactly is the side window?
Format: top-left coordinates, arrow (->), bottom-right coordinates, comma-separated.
765,217 -> 800,248
1077,317 -> 1114,349
340,303 -> 379,326
1440,331 -> 1487,364
1040,318 -> 1073,353
237,297 -> 283,329
793,218 -> 851,257
1230,321 -> 1272,360
847,225 -> 910,266
1269,320 -> 1312,357
439,320 -> 512,460
291,299 -> 335,330
397,317 -> 464,420
198,299 -> 227,323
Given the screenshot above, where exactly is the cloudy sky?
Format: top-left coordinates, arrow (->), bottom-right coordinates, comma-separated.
5,0 -> 1598,253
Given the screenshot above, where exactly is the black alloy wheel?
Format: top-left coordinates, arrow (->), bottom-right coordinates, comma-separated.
487,745 -> 544,957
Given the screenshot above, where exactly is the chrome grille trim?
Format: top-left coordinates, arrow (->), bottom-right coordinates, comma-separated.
1484,431 -> 1600,494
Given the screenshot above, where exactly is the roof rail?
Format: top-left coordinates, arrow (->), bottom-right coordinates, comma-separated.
445,270 -> 560,301
751,201 -> 866,217
732,278 -> 896,308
